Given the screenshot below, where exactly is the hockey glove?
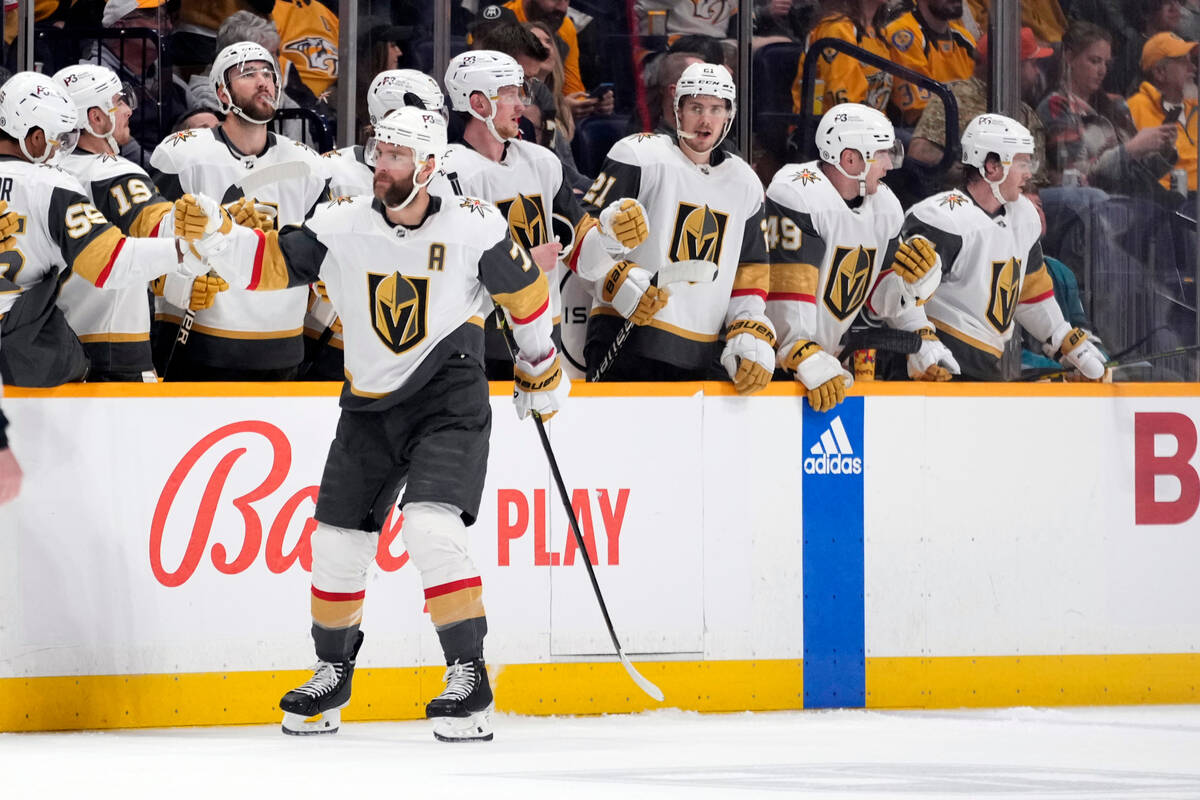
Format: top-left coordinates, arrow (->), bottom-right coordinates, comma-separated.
721,317 -> 777,396
0,201 -> 19,251
601,260 -> 668,325
891,236 -> 941,306
175,193 -> 233,241
153,272 -> 229,311
907,327 -> 960,381
1047,324 -> 1107,381
599,198 -> 649,253
783,340 -> 853,413
225,196 -> 276,231
513,348 -> 571,421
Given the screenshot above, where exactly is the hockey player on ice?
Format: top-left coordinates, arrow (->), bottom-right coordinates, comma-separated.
437,50 -> 648,378
52,63 -> 228,382
0,72 -> 213,387
903,114 -> 1107,381
578,62 -> 776,394
148,41 -> 331,381
172,107 -> 569,742
308,69 -> 448,379
765,103 -> 959,413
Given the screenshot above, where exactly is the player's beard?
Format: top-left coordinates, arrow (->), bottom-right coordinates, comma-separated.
231,84 -> 276,121
375,171 -> 416,208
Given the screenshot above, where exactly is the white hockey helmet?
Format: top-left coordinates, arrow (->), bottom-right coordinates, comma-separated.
673,61 -> 737,154
365,106 -> 448,211
444,50 -> 527,143
52,63 -> 135,154
816,103 -> 903,194
210,41 -> 282,125
0,71 -> 80,163
367,69 -> 446,126
961,113 -> 1037,205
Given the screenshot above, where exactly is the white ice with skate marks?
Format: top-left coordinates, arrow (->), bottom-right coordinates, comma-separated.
5,705 -> 1200,799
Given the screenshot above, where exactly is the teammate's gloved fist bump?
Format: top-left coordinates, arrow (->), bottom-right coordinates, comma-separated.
174,193 -> 233,241
0,200 -> 20,250
721,317 -> 777,396
226,196 -> 273,231
1056,326 -> 1107,381
602,260 -> 668,325
907,327 -> 959,381
783,339 -> 853,413
513,348 -> 571,421
599,198 -> 649,251
189,274 -> 229,310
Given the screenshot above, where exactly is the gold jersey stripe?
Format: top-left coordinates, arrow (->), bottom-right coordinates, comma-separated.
590,305 -> 720,342
771,262 -> 819,295
129,201 -> 172,239
1018,264 -> 1053,303
311,596 -> 364,629
184,324 -> 303,340
930,317 -> 1003,358
254,230 -> 292,292
492,271 -> 549,321
77,332 -> 151,343
732,262 -> 769,293
467,315 -> 484,328
71,226 -> 125,286
425,586 -> 486,628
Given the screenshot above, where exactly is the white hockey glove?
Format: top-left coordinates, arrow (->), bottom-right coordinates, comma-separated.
174,193 -> 233,260
720,317 -> 776,396
1045,324 -> 1108,381
892,236 -> 941,306
513,348 -> 571,421
153,272 -> 229,311
783,340 -> 853,413
907,327 -> 960,381
601,260 -> 668,325
598,197 -> 649,255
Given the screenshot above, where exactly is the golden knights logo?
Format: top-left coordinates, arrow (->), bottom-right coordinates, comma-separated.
367,272 -> 429,354
823,245 -> 877,321
167,130 -> 197,146
986,257 -> 1021,332
284,36 -> 338,76
496,193 -> 547,252
668,202 -> 728,263
939,193 -> 968,210
793,168 -> 820,185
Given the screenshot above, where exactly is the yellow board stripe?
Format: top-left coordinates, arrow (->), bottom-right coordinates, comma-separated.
3,654 -> 1198,732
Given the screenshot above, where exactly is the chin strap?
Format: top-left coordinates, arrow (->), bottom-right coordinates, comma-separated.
830,160 -> 870,197
19,138 -> 51,164
384,160 -> 436,212
468,98 -> 512,145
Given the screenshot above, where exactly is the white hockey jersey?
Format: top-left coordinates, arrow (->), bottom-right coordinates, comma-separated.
764,160 -> 930,359
582,132 -> 769,369
904,190 -> 1056,362
149,126 -> 331,369
322,144 -> 373,199
208,194 -> 552,408
56,150 -> 173,376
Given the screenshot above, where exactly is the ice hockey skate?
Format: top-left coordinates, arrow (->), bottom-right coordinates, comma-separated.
279,633 -> 362,735
426,658 -> 494,742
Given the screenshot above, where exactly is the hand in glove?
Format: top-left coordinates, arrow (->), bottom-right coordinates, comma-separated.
513,348 -> 571,421
225,196 -> 276,231
175,193 -> 234,265
601,260 -> 668,325
720,318 -> 776,395
891,236 -> 941,306
153,272 -> 229,311
783,339 -> 853,412
599,197 -> 649,252
1049,326 -> 1108,381
907,327 -> 960,381
0,201 -> 20,252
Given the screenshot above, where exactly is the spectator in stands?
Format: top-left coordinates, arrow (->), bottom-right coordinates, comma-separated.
173,0 -> 274,68
94,0 -> 190,165
790,0 -> 892,115
630,49 -> 702,134
909,27 -> 1049,187
172,107 -> 222,132
965,0 -> 1067,44
272,0 -> 339,103
1038,22 -> 1177,197
1110,0 -> 1186,96
527,20 -> 592,188
504,0 -> 611,121
884,0 -> 976,126
753,0 -> 814,44
1127,31 -> 1199,195
0,388 -> 18,506
634,0 -> 736,38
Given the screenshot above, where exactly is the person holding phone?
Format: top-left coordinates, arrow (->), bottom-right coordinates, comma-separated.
1128,31 -> 1199,195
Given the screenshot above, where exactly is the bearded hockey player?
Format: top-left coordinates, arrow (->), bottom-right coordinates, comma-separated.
52,63 -> 227,381
303,69 -> 448,380
578,62 -> 774,394
0,72 -> 208,387
173,108 -> 568,742
148,41 -> 331,380
765,103 -> 959,412
903,114 -> 1107,381
439,50 -> 647,378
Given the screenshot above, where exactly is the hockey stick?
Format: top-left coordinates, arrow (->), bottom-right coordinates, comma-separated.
588,259 -> 718,382
1019,343 -> 1200,381
496,307 -> 665,702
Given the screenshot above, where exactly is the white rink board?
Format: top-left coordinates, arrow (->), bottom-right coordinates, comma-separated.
2,388 -> 1199,680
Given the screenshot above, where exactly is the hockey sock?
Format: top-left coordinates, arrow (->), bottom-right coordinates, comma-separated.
435,615 -> 488,665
